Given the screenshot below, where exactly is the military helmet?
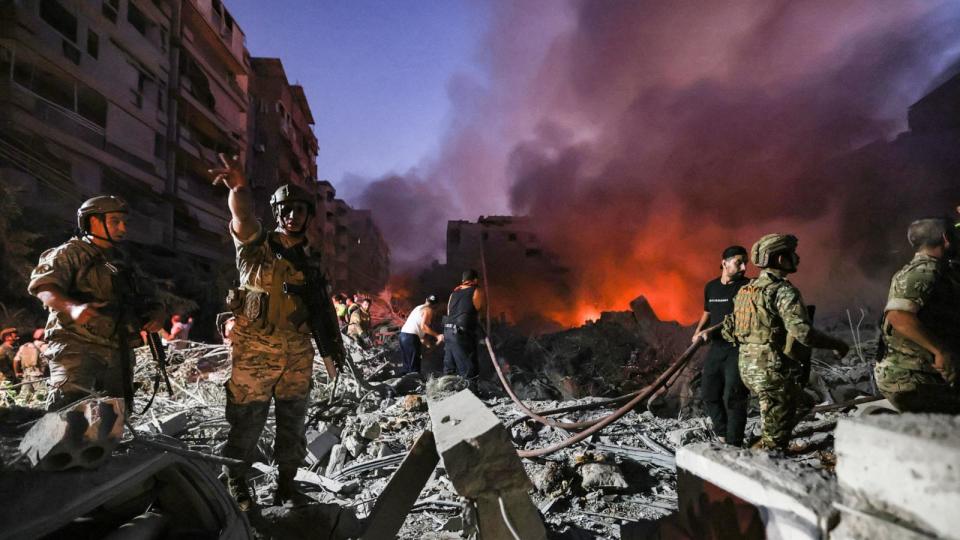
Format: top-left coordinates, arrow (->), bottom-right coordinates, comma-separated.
77,195 -> 128,232
269,184 -> 315,218
751,233 -> 798,268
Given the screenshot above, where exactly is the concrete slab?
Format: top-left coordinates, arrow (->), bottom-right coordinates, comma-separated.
831,503 -> 936,540
361,430 -> 439,539
676,442 -> 837,539
835,414 -> 960,539
428,389 -> 546,540
19,398 -> 125,471
306,426 -> 341,465
428,389 -> 532,496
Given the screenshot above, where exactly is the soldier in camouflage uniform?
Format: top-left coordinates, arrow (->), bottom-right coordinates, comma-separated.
875,218 -> 960,413
724,234 -> 848,451
210,154 -> 345,510
28,196 -> 164,411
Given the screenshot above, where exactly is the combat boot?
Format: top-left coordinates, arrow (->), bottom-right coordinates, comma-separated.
226,472 -> 254,512
275,466 -> 313,507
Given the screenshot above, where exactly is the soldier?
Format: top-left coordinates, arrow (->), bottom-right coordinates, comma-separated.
210,154 -> 345,510
347,297 -> 372,348
28,196 -> 164,411
14,329 -> 48,399
725,234 -> 848,451
0,328 -> 18,385
875,218 -> 960,413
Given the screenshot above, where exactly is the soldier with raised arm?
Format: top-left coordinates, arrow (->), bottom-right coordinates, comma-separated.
210,154 -> 345,509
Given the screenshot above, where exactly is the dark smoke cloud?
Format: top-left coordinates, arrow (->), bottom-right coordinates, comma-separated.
355,0 -> 960,322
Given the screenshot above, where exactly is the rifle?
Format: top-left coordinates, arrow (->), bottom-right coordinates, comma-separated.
283,272 -> 347,380
139,332 -> 173,415
108,251 -> 168,414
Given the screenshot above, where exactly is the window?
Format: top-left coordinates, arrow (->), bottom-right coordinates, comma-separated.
40,0 -> 78,42
62,40 -> 80,65
33,67 -> 73,110
508,233 -> 517,241
157,82 -> 165,111
154,133 -> 165,159
132,70 -> 147,108
77,85 -> 107,127
127,2 -> 148,36
87,30 -> 99,58
102,0 -> 119,23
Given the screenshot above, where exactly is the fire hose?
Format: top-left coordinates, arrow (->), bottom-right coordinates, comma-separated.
485,325 -> 719,458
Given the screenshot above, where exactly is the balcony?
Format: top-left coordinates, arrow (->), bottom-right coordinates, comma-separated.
181,0 -> 245,73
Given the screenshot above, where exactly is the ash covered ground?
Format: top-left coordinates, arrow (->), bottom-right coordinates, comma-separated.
0,300 -> 880,539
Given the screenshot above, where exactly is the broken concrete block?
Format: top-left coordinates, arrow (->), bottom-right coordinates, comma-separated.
831,504 -> 934,540
306,427 -> 341,465
260,503 -> 362,539
343,434 -> 366,458
429,389 -> 547,540
359,416 -> 381,440
360,431 -> 439,540
475,490 -> 548,540
19,398 -> 124,471
675,442 -> 837,539
156,411 -> 189,436
325,444 -> 347,478
531,461 -> 563,493
428,389 -> 533,497
294,468 -> 357,495
579,462 -> 628,492
835,414 -> 960,538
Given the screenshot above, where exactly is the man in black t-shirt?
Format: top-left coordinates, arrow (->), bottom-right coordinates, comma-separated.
693,245 -> 750,446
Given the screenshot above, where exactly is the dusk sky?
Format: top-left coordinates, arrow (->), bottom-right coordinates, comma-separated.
229,0 -> 494,196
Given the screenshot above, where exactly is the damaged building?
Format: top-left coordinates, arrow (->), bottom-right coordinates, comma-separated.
0,0 -> 389,332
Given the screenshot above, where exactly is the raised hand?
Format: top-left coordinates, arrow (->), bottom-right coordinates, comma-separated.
209,153 -> 247,191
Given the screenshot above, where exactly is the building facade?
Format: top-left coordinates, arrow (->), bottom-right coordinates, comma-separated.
0,0 -> 389,333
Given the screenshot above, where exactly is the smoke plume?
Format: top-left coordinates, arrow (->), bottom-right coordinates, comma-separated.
355,0 -> 960,325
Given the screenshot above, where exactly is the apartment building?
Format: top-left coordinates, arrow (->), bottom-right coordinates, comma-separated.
0,0 -> 389,328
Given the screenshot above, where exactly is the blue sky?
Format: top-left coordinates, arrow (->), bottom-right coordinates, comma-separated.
228,0 -> 490,192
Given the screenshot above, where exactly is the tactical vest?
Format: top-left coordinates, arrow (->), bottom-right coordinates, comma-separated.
230,234 -> 317,334
732,277 -> 788,348
447,286 -> 478,330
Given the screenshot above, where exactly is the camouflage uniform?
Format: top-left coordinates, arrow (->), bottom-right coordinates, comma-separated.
14,340 -> 47,399
724,234 -> 845,450
223,223 -> 326,477
0,342 -> 16,384
875,253 -> 960,413
28,237 -> 157,410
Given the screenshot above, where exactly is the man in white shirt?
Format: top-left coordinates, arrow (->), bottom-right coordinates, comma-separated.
398,295 -> 443,374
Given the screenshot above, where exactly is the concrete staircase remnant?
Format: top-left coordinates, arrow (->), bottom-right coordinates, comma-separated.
19,398 -> 125,471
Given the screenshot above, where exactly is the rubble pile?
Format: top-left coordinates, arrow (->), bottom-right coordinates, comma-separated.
0,308 -> 884,539
502,297 -> 694,401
